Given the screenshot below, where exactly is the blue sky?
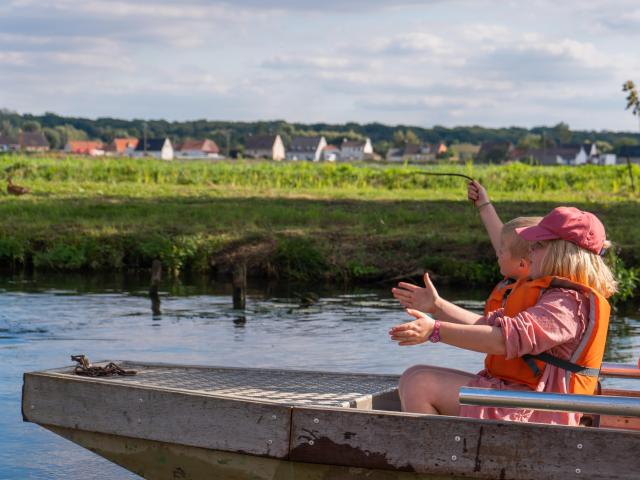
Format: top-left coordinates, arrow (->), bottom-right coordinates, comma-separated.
1,0 -> 639,131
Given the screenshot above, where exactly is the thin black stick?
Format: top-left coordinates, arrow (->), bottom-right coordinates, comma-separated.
412,171 -> 475,182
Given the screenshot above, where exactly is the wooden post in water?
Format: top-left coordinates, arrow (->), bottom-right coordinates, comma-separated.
232,263 -> 247,310
150,260 -> 162,315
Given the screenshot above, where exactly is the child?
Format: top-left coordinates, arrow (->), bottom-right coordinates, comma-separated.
393,180 -> 540,317
389,206 -> 617,425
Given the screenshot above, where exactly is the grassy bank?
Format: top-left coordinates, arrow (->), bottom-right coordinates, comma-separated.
0,155 -> 638,298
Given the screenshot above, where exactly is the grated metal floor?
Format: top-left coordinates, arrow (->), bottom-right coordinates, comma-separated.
49,362 -> 400,408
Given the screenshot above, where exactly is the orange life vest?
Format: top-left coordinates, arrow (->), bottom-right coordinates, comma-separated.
484,277 -> 516,316
484,276 -> 610,395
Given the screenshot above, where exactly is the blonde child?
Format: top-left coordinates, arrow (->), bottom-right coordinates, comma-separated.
389,207 -> 617,425
393,180 -> 540,318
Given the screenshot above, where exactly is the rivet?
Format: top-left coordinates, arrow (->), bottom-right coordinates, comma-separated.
271,414 -> 277,420
576,468 -> 581,474
577,443 -> 583,450
139,398 -> 143,403
267,439 -> 273,445
451,455 -> 457,461
454,436 -> 461,442
30,405 -> 35,410
309,440 -> 315,446
137,418 -> 141,424
313,418 -> 320,424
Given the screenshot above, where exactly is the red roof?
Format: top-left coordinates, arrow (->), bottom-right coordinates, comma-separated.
179,138 -> 219,153
107,138 -> 138,153
67,141 -> 104,154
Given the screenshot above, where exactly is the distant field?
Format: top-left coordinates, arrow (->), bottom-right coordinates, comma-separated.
0,154 -> 637,294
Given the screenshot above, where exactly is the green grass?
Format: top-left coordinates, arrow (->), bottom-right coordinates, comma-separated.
0,154 -> 638,299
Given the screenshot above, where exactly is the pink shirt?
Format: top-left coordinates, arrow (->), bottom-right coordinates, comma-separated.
459,288 -> 589,426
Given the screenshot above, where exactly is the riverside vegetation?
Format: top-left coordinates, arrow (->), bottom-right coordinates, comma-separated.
0,155 -> 638,303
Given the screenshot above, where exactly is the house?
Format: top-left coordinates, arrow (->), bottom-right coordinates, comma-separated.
1,131 -> 50,152
131,137 -> 174,160
386,143 -> 444,163
525,144 -> 598,166
244,134 -> 285,160
322,145 -> 340,162
65,140 -> 105,156
105,138 -> 139,156
0,133 -> 20,152
286,136 -> 327,161
340,138 -> 374,161
177,139 -> 221,159
475,142 -> 513,163
450,143 -> 480,162
619,145 -> 640,164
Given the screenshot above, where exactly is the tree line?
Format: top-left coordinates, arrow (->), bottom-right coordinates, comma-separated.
1,108 -> 639,156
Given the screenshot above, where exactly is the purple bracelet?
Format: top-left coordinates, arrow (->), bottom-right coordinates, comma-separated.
428,320 -> 441,343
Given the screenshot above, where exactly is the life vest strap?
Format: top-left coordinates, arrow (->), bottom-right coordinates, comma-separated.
522,353 -> 600,377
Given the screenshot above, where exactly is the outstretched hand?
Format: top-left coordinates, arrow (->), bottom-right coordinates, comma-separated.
388,309 -> 435,346
467,180 -> 490,207
392,273 -> 439,314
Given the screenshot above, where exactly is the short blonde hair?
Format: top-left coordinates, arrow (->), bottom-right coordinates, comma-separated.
537,239 -> 618,298
502,217 -> 543,259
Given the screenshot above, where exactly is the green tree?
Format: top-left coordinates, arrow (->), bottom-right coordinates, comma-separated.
405,129 -> 420,145
517,133 -> 543,150
392,130 -> 405,147
551,122 -> 572,143
22,120 -> 41,132
43,128 -> 62,149
622,80 -> 640,191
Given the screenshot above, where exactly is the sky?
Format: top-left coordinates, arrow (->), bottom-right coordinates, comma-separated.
1,0 -> 639,131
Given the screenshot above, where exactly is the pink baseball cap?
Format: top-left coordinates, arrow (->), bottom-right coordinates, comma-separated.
515,206 -> 607,255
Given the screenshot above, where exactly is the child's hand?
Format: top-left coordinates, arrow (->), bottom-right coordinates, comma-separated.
392,273 -> 439,314
389,309 -> 435,346
467,180 -> 490,207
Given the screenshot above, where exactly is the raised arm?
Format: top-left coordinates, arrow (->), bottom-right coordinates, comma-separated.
468,180 -> 503,254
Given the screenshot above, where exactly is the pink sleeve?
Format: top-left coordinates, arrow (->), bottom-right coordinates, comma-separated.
494,289 -> 586,359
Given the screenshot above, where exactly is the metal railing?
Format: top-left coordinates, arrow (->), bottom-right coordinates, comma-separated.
459,387 -> 640,417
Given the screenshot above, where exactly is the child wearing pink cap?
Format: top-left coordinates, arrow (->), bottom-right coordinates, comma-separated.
389,206 -> 617,425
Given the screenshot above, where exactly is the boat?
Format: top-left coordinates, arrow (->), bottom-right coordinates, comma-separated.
22,360 -> 640,480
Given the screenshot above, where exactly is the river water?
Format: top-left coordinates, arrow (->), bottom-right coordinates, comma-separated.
0,273 -> 638,479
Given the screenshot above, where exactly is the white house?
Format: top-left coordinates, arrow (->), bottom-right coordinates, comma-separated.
131,137 -> 174,160
177,139 -> 221,159
322,145 -> 340,162
244,134 -> 285,161
528,144 -> 598,166
340,138 -> 374,161
286,136 -> 327,161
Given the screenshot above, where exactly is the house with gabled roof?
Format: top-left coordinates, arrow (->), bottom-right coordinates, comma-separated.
340,137 -> 374,161
386,143 -> 437,163
0,131 -> 49,152
244,134 -> 285,160
322,144 -> 340,162
177,139 -> 221,159
105,138 -> 139,156
524,143 -> 598,166
0,133 -> 20,152
131,137 -> 174,160
65,140 -> 105,156
286,136 -> 327,161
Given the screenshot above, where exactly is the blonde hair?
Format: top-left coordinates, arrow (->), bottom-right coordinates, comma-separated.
502,217 -> 543,259
537,239 -> 618,298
